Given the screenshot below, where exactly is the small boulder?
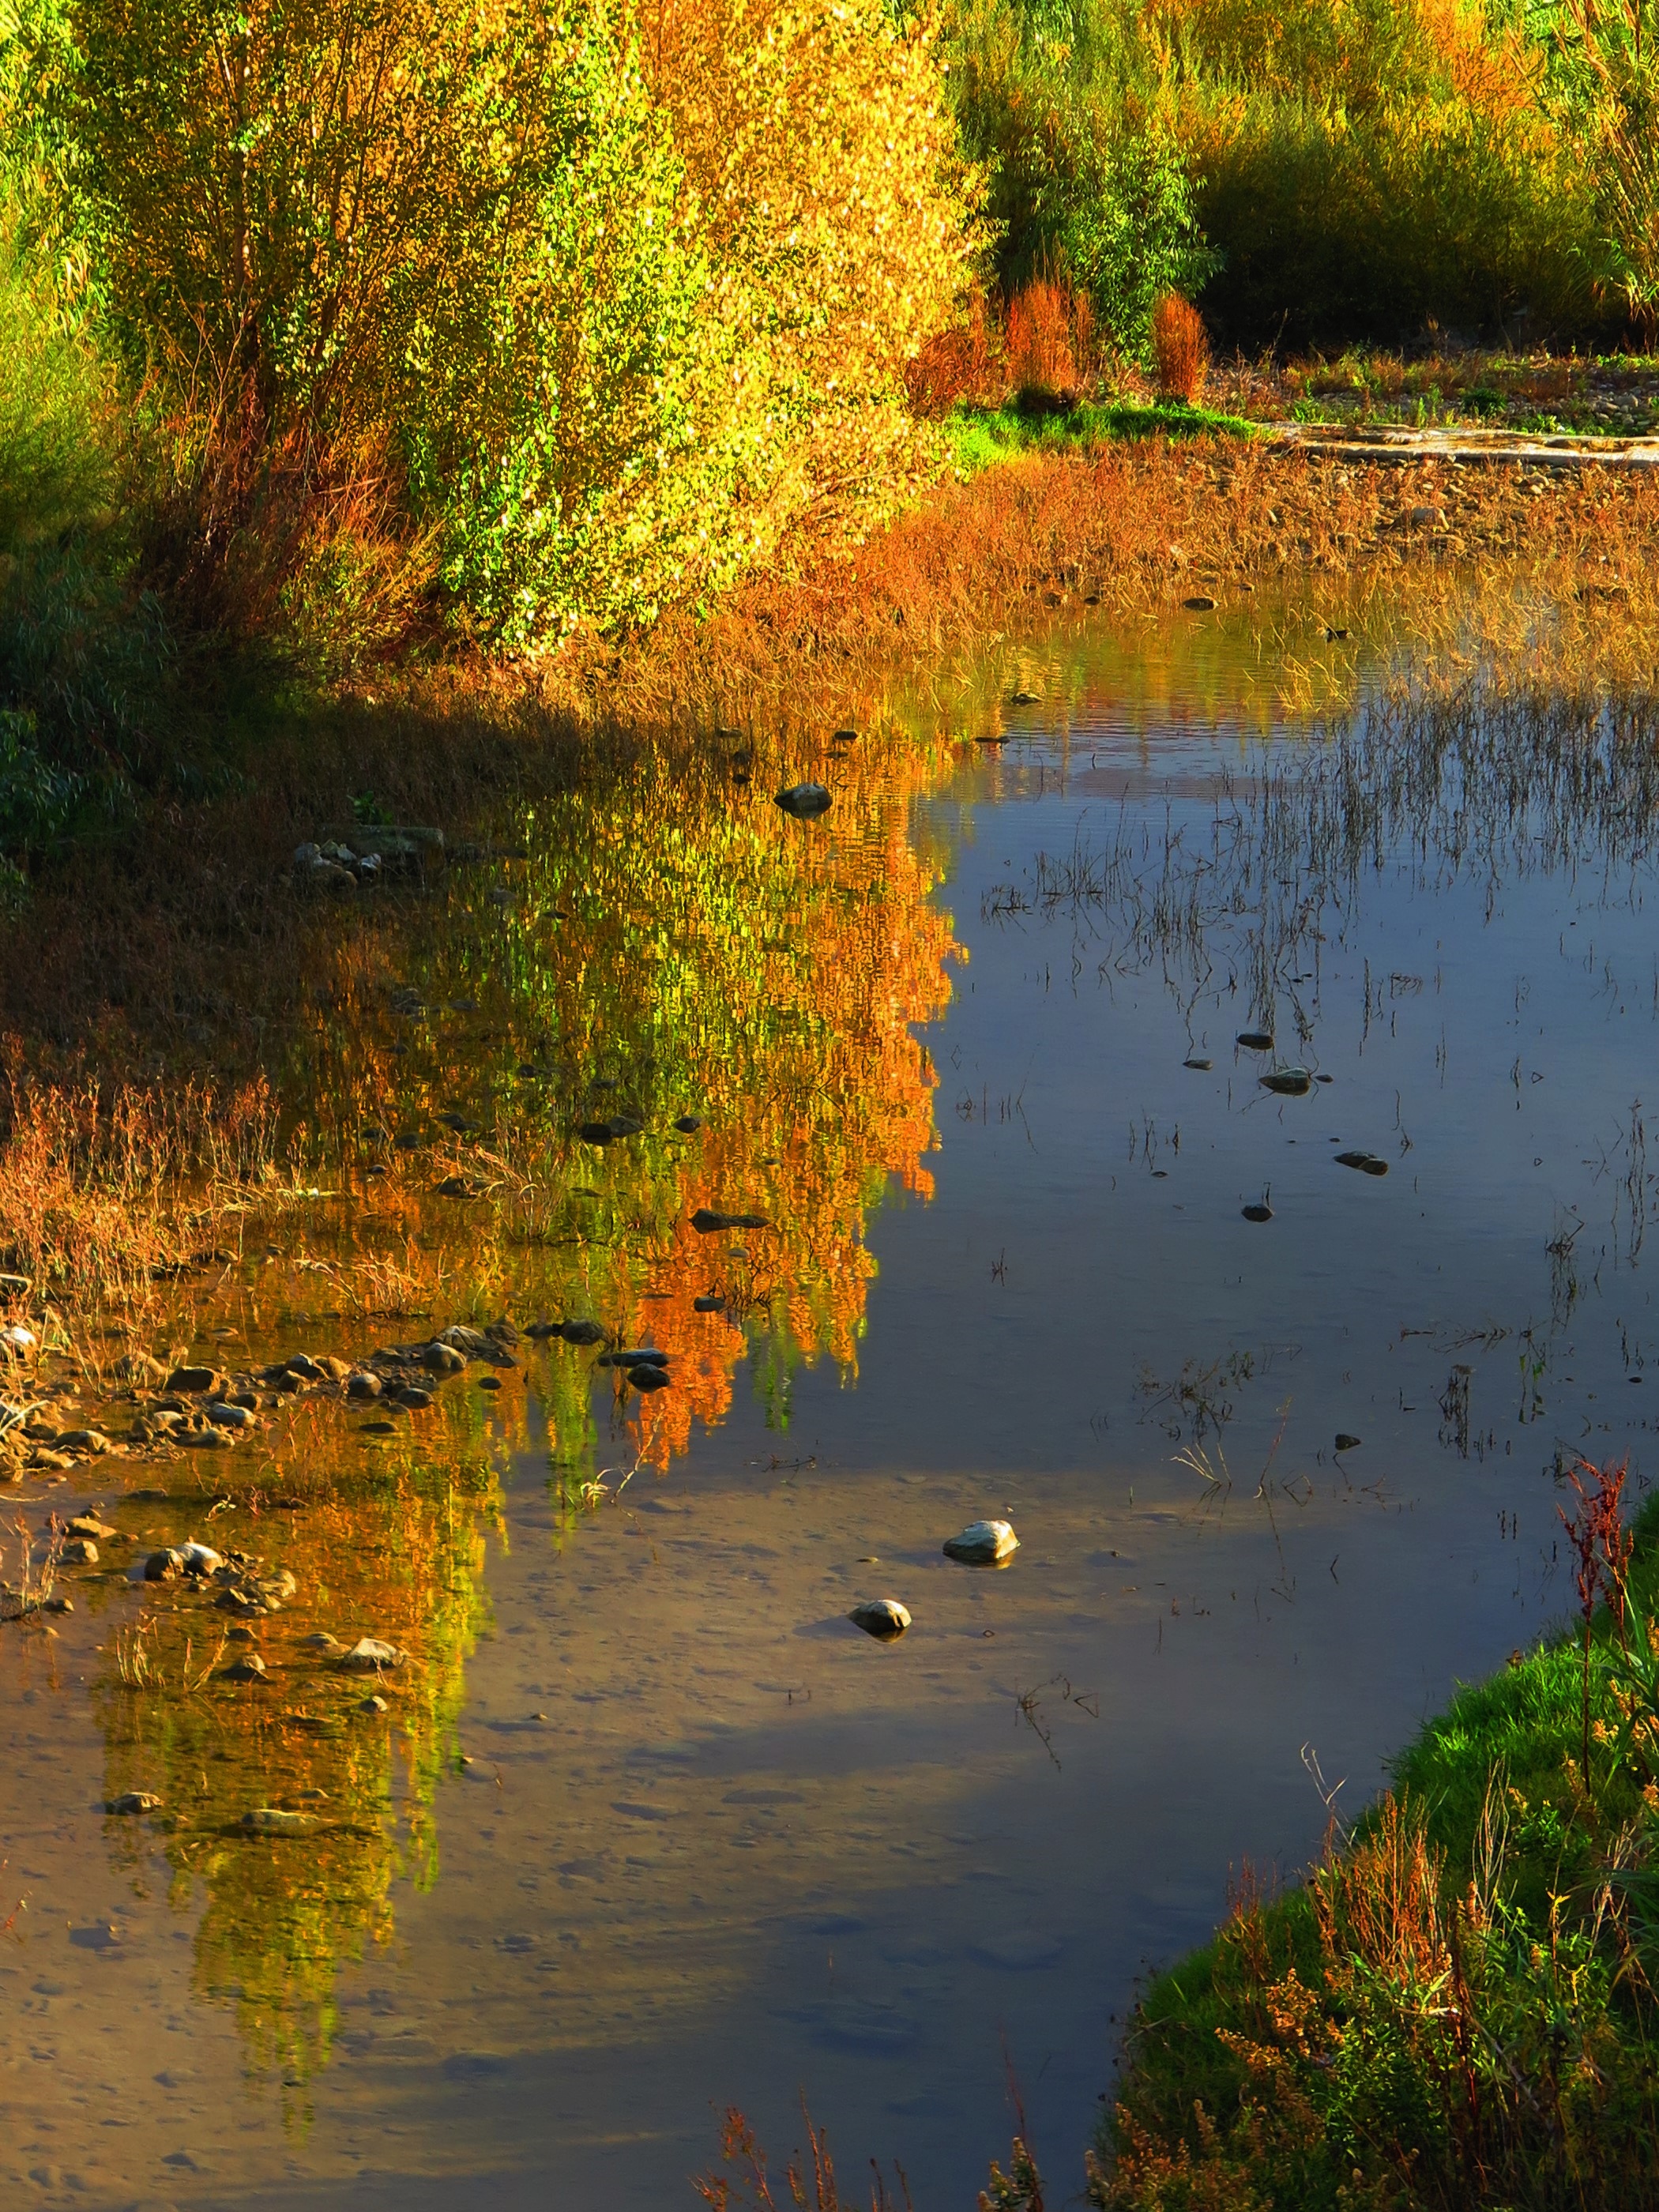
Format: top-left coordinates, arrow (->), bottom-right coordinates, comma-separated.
345,1370 -> 383,1401
205,1401 -> 256,1429
557,1320 -> 607,1347
673,1114 -> 705,1134
627,1364 -> 672,1393
1259,1069 -> 1313,1097
220,1653 -> 269,1683
107,1791 -> 161,1815
942,1519 -> 1020,1566
1334,1150 -> 1390,1177
419,1342 -> 466,1375
848,1598 -> 912,1639
142,1548 -> 183,1582
66,1516 -> 117,1542
180,1542 -> 222,1577
60,1537 -> 98,1565
1235,1031 -> 1274,1052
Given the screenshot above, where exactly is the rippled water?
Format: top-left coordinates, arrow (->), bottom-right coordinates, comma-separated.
5,592 -> 1658,2210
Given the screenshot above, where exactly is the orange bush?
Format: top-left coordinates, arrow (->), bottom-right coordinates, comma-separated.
1006,279 -> 1093,403
1151,293 -> 1209,404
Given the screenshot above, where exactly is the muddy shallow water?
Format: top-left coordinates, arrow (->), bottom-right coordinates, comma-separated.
5,592 -> 1658,2209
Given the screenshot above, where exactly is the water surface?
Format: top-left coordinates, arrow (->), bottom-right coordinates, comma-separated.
5,591 -> 1657,2209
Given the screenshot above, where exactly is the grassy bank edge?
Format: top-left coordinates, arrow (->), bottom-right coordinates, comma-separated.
1093,1484 -> 1659,2207
945,398 -> 1262,474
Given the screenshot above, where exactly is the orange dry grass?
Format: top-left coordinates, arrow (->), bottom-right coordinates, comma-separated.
0,1076 -> 274,1314
1151,295 -> 1209,405
904,296 -> 1003,416
1005,279 -> 1094,402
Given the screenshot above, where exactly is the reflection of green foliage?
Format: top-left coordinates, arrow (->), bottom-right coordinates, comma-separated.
287,730 -> 960,1475
98,1452 -> 495,2099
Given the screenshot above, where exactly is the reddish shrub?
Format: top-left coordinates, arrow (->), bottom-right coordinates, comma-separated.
1151,294 -> 1209,406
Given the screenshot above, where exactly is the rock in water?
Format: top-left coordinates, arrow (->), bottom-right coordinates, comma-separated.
1235,1031 -> 1274,1052
1334,1432 -> 1362,1451
691,1206 -> 773,1233
1183,1057 -> 1213,1070
337,1636 -> 408,1672
1183,594 -> 1218,611
942,1519 -> 1020,1566
776,783 -> 832,818
220,1653 -> 269,1682
1259,1069 -> 1313,1097
107,1791 -> 161,1815
166,1364 -> 224,1394
627,1364 -> 672,1392
1241,1203 -> 1273,1223
673,1114 -> 704,1134
242,1808 -> 316,1835
848,1599 -> 912,1639
1334,1150 -> 1390,1176
60,1537 -> 98,1565
345,1370 -> 383,1401
142,1548 -> 184,1582
557,1320 -> 607,1347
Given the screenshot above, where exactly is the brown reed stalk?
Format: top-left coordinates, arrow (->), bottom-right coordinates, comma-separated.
1150,295 -> 1209,406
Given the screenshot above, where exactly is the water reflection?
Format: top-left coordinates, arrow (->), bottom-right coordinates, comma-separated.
93,1447 -> 499,2103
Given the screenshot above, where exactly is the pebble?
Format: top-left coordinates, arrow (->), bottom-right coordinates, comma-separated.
1183,1057 -> 1213,1070
220,1653 -> 269,1682
60,1537 -> 98,1565
1259,1069 -> 1313,1097
1335,1433 -> 1362,1451
1241,1202 -> 1274,1222
242,1808 -> 314,1835
673,1114 -> 705,1134
1182,594 -> 1218,610
66,1516 -> 116,1541
106,1792 -> 161,1815
848,1599 -> 912,1639
1236,1031 -> 1274,1051
777,783 -> 833,818
691,1207 -> 772,1233
165,1365 -> 224,1394
419,1342 -> 466,1375
205,1401 -> 256,1428
345,1371 -> 383,1401
1334,1150 -> 1390,1176
942,1519 -> 1020,1565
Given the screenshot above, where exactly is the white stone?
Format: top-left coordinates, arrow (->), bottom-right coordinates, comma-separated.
942,1518 -> 1020,1565
848,1598 -> 911,1638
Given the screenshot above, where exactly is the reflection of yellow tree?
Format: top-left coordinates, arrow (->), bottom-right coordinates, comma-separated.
97,1447 -> 497,2099
275,728 -> 963,1477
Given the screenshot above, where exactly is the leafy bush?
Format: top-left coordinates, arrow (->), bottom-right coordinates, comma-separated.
63,0 -> 979,649
945,0 -> 1217,356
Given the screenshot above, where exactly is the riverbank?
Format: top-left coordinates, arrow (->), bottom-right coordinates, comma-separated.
1093,1475 -> 1659,2212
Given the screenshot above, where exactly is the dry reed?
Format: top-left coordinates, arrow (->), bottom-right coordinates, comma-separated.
1150,295 -> 1209,405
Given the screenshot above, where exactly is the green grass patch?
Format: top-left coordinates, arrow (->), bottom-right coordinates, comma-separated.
945,397 -> 1261,476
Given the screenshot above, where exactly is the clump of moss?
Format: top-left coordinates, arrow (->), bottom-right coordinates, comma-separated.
1094,1476 -> 1659,2212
